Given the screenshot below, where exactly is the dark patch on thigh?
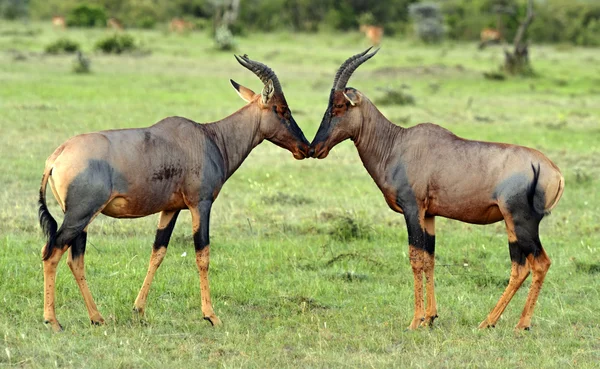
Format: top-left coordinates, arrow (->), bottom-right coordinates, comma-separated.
56,160 -> 127,247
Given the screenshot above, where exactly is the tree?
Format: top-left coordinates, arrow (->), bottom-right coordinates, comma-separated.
503,0 -> 534,75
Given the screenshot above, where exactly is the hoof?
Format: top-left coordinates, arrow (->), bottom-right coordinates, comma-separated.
421,314 -> 439,327
407,317 -> 425,330
478,319 -> 495,329
203,315 -> 222,326
90,316 -> 105,326
132,307 -> 145,318
515,324 -> 531,331
44,320 -> 63,332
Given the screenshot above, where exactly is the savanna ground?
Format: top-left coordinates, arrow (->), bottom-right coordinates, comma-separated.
0,21 -> 599,368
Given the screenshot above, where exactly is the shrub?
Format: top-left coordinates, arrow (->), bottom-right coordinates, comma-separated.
214,25 -> 235,51
66,4 -> 107,28
375,87 -> 416,106
45,38 -> 80,54
409,2 -> 445,43
329,212 -> 373,242
95,34 -> 136,54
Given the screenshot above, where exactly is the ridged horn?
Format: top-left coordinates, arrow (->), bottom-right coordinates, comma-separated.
334,48 -> 379,90
234,54 -> 282,94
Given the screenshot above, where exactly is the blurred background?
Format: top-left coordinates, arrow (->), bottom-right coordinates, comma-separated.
0,0 -> 599,47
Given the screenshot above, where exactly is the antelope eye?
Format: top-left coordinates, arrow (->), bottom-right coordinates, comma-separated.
334,104 -> 344,109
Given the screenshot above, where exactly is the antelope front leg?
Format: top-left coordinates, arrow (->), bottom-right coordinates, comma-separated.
43,246 -> 67,332
406,213 -> 426,330
191,200 -> 221,326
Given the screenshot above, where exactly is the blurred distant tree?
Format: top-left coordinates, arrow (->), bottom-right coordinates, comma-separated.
409,2 -> 445,43
503,0 -> 534,75
212,0 -> 240,30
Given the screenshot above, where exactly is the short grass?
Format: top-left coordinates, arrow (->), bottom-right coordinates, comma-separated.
0,21 -> 599,368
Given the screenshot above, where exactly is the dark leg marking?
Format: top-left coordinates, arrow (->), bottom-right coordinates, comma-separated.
424,231 -> 435,256
153,211 -> 180,249
193,201 -> 211,251
70,231 -> 87,260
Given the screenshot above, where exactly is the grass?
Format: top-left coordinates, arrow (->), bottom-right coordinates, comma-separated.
0,21 -> 599,368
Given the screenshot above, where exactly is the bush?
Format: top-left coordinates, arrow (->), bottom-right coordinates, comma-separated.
95,34 -> 136,54
375,87 -> 416,106
441,0 -> 600,46
409,2 -> 445,43
528,0 -> 600,46
45,38 -> 80,54
66,4 -> 107,28
214,25 -> 235,51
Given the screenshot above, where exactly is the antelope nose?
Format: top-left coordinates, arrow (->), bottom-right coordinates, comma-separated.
308,147 -> 315,157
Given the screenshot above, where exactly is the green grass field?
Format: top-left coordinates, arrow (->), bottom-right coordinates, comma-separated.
0,21 -> 599,368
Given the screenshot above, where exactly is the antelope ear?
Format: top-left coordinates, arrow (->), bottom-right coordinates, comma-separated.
261,79 -> 275,105
230,79 -> 256,102
343,89 -> 360,106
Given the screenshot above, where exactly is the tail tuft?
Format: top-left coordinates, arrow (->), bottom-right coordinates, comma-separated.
39,189 -> 57,261
527,163 -> 545,219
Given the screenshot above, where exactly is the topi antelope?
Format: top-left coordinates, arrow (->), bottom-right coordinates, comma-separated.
309,48 -> 564,330
38,55 -> 310,332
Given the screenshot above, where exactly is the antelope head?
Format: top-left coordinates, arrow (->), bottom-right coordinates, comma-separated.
309,48 -> 379,159
232,54 -> 310,160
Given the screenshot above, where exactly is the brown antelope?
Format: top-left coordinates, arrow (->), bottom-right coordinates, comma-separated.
360,24 -> 384,46
170,18 -> 193,33
479,28 -> 502,49
38,55 -> 310,332
107,18 -> 124,31
52,16 -> 65,29
309,48 -> 564,330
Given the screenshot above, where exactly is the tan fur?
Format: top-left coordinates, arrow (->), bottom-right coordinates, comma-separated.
169,18 -> 194,33
107,18 -> 124,31
52,16 -> 65,29
481,28 -> 502,43
360,25 -> 384,46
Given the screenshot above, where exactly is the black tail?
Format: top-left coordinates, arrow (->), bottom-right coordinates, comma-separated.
527,163 -> 545,219
39,177 -> 57,261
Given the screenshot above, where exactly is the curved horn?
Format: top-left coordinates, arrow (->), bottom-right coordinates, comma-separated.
334,48 -> 379,91
332,47 -> 372,88
234,54 -> 282,94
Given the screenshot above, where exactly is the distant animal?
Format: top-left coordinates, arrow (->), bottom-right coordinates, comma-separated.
479,28 -> 502,49
170,18 -> 194,33
360,24 -> 384,46
107,18 -> 124,31
309,48 -> 564,331
52,16 -> 65,29
38,55 -> 310,332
